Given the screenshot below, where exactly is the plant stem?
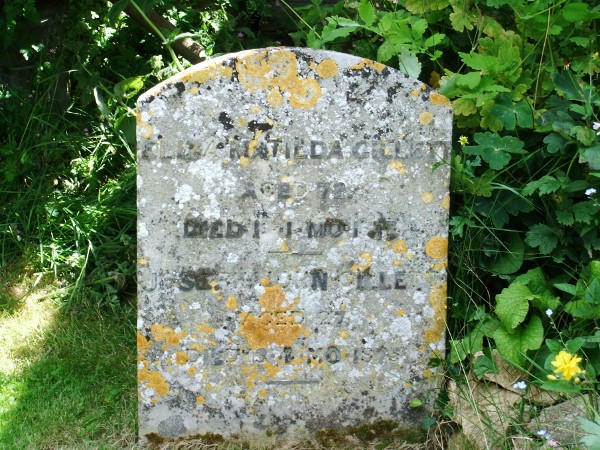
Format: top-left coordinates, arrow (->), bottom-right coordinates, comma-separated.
129,0 -> 184,72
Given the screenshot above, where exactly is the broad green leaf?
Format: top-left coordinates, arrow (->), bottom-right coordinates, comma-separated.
554,283 -> 576,295
450,11 -> 474,32
571,201 -> 595,224
580,145 -> 600,170
565,299 -> 600,319
496,283 -> 532,329
411,18 -> 428,38
562,3 -> 591,22
397,49 -> 421,79
492,316 -> 544,365
543,133 -> 567,154
114,76 -> 144,98
584,279 -> 600,305
484,233 -> 524,275
579,415 -> 600,449
556,209 -> 574,226
453,98 -> 477,116
321,24 -> 356,43
456,72 -> 481,89
459,51 -> 497,71
552,71 -> 583,100
405,0 -> 449,14
525,224 -> 559,254
423,33 -> 445,49
467,170 -> 495,197
473,352 -> 497,378
522,175 -> 561,196
575,127 -> 596,146
358,0 -> 376,26
513,268 -> 560,311
464,132 -> 525,170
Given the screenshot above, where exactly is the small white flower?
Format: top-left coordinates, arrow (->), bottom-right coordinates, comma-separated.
537,429 -> 547,436
593,122 -> 600,132
546,309 -> 553,317
512,380 -> 527,390
585,188 -> 597,196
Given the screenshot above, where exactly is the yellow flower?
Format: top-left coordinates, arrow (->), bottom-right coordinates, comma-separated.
551,350 -> 583,381
458,135 -> 469,146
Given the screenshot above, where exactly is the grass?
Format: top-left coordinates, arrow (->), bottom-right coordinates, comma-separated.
0,281 -> 137,449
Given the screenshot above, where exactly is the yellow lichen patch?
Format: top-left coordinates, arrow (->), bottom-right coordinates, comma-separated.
441,194 -> 450,210
339,329 -> 349,339
420,84 -> 427,91
239,282 -> 307,350
138,258 -> 149,266
406,252 -> 414,260
424,283 -> 447,344
137,333 -> 152,361
258,389 -> 268,399
175,351 -> 189,366
247,130 -> 263,158
139,363 -> 170,397
151,397 -> 158,404
263,362 -> 282,379
389,239 -> 408,254
180,64 -> 233,84
196,323 -> 216,334
431,261 -> 448,272
429,92 -> 451,108
209,280 -> 220,296
187,367 -> 197,377
389,160 -> 407,174
196,395 -> 205,404
236,49 -> 322,109
351,252 -> 373,272
396,309 -> 406,317
226,296 -> 238,311
239,156 -> 250,167
267,88 -> 284,108
349,59 -> 386,72
249,105 -> 261,114
136,112 -> 153,139
317,59 -> 338,78
410,89 -> 420,97
289,78 -> 322,109
425,236 -> 448,259
421,192 -> 434,204
419,112 -> 434,125
150,324 -> 186,346
189,86 -> 199,95
392,259 -> 402,267
422,369 -> 434,380
280,240 -> 290,252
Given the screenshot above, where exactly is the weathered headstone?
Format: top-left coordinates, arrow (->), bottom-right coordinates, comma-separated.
137,47 -> 452,444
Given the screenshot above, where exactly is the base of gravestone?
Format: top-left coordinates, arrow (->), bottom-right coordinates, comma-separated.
143,419 -> 429,449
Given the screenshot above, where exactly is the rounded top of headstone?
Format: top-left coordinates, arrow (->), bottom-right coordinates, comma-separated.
139,47 -> 450,115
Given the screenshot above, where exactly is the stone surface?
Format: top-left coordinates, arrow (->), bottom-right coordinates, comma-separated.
136,47 -> 452,443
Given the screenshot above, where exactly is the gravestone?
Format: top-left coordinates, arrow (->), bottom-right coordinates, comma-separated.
137,47 -> 452,444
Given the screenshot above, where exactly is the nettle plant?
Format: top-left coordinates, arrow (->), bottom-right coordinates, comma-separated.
283,0 -> 600,379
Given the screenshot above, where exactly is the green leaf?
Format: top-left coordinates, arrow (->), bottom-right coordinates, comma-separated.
525,224 -> 559,254
562,3 -> 591,22
450,11 -> 474,32
114,76 -> 144,99
397,49 -> 421,79
579,415 -> 600,449
459,51 -> 497,71
552,71 -> 584,100
580,145 -> 600,170
464,132 -> 526,170
453,98 -> 477,116
358,0 -> 376,26
405,0 -> 449,14
514,268 -> 560,311
492,316 -> 544,365
467,170 -> 495,197
484,233 -> 524,275
554,283 -> 576,295
456,72 -> 482,89
487,97 -> 533,131
322,23 -> 356,43
423,33 -> 445,49
565,299 -> 600,319
571,201 -> 594,224
93,87 -> 110,119
495,283 -> 532,329
108,0 -> 129,25
556,209 -> 574,226
522,175 -> 561,196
